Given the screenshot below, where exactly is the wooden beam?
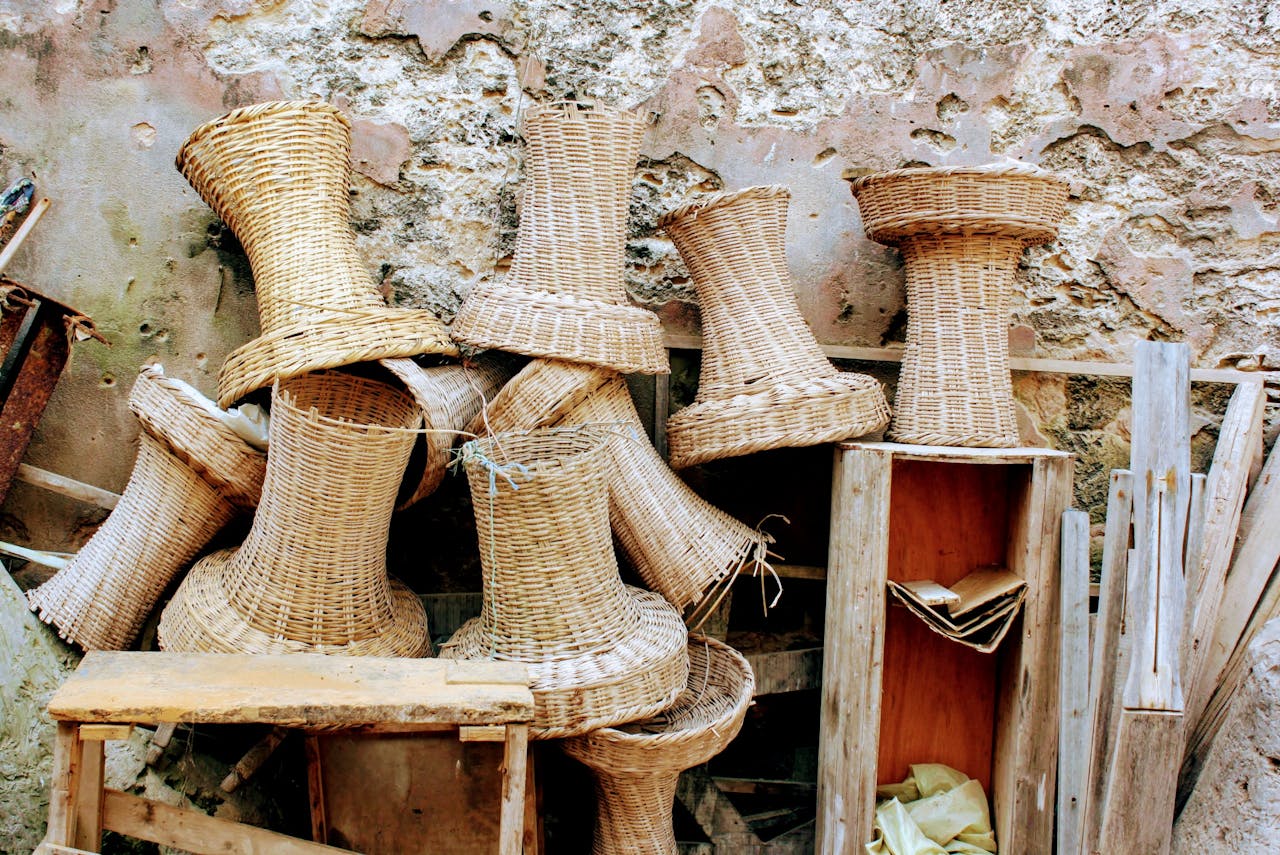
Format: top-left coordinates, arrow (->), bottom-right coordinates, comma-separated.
1096,710 -> 1183,854
1058,509 -> 1091,855
15,463 -> 120,510
103,788 -> 353,854
662,332 -> 1278,384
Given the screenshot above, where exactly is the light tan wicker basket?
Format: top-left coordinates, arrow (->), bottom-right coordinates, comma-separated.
157,371 -> 429,656
176,101 -> 457,407
562,635 -> 755,855
27,366 -> 265,650
848,164 -> 1069,447
439,427 -> 688,738
379,353 -> 516,509
450,101 -> 668,375
659,185 -> 889,469
465,358 -> 770,623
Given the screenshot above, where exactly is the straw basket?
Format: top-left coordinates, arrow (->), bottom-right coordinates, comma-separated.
562,635 -> 755,855
659,185 -> 889,469
450,102 -> 667,375
28,366 -> 265,650
439,427 -> 688,738
466,358 -> 769,624
176,101 -> 457,407
379,353 -> 515,509
848,164 -> 1069,447
157,371 -> 429,656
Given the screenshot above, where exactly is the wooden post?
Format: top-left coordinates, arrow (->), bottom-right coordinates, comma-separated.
1057,509 -> 1091,855
816,446 -> 892,854
499,723 -> 529,855
72,737 -> 104,852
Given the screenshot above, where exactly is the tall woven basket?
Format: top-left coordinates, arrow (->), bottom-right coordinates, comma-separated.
467,358 -> 770,624
380,353 -> 515,509
158,371 -> 429,656
450,101 -> 668,375
659,185 -> 889,469
27,366 -> 265,650
440,427 -> 688,738
176,101 -> 457,407
848,164 -> 1069,447
562,635 -> 755,855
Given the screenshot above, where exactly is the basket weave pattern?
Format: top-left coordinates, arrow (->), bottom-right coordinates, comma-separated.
28,368 -> 265,650
850,165 -> 1069,447
562,636 -> 755,855
660,185 -> 889,468
467,358 -> 768,616
157,371 -> 429,656
450,102 -> 667,374
440,428 -> 688,738
177,101 -> 456,407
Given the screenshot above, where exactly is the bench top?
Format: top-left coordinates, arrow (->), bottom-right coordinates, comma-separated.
48,652 -> 534,728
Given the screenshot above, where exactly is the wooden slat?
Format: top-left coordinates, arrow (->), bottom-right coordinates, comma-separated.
15,463 -> 120,510
1057,509 -> 1091,855
816,446 -> 892,854
1181,381 -> 1265,697
48,652 -> 533,727
103,789 -> 353,854
1080,471 -> 1134,855
1186,435 -> 1280,735
661,331 -> 1278,384
842,440 -> 1071,463
78,723 -> 133,742
1095,710 -> 1183,854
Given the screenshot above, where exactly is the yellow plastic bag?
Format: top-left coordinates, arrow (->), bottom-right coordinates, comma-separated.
865,764 -> 996,855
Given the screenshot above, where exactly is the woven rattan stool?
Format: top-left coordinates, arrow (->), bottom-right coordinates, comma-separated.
450,102 -> 667,375
562,635 -> 755,855
440,427 -> 688,738
380,353 -> 515,509
848,164 -> 1069,447
27,366 -> 265,650
659,185 -> 889,469
157,371 -> 429,656
176,101 -> 457,407
466,358 -> 770,625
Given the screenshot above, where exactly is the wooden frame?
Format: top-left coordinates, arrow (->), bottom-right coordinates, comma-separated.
816,441 -> 1073,854
39,652 -> 534,855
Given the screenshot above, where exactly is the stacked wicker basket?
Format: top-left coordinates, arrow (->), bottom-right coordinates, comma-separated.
25,95 -> 1070,851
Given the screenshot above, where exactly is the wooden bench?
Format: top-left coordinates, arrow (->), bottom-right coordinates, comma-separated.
37,651 -> 534,855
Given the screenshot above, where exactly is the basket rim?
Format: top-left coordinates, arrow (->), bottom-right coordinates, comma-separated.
273,371 -> 423,434
176,100 -> 350,175
846,162 -> 1066,194
659,184 -> 789,230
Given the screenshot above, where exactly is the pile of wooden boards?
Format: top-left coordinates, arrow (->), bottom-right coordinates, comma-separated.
1058,340 -> 1276,855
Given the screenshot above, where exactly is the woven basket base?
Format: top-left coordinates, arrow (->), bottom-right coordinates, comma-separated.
441,588 -> 688,739
450,286 -> 669,375
216,310 -> 458,407
157,548 -> 430,657
666,373 -> 890,469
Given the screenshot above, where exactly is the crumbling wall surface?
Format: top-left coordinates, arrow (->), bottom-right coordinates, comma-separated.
0,0 -> 1277,546
1172,617 -> 1280,854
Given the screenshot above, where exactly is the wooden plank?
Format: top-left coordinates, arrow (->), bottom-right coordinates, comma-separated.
661,331 -> 1277,384
1181,381 -> 1264,697
1080,471 -> 1134,855
15,463 -> 120,510
842,440 -> 1071,463
48,653 -> 533,727
499,724 -> 529,855
1058,509 -> 1091,855
1186,434 -> 1280,735
745,647 -> 822,696
77,724 -> 133,742
102,788 -> 353,854
71,738 -> 104,852
771,563 -> 827,580
1094,710 -> 1182,854
816,446 -> 891,855
992,454 -> 1073,854
34,844 -> 98,855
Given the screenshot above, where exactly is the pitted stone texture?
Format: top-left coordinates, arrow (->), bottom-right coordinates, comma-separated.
1173,617 -> 1280,854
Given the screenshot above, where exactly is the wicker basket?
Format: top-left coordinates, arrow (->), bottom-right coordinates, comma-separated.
439,427 -> 688,738
157,371 -> 429,656
450,102 -> 667,375
379,353 -> 516,509
176,101 -> 457,407
659,185 -> 889,468
466,358 -> 770,623
562,635 -> 755,855
27,366 -> 265,650
848,164 -> 1069,447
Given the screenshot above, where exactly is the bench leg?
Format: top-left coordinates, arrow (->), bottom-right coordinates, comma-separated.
498,723 -> 529,855
44,722 -> 80,848
72,737 -> 105,852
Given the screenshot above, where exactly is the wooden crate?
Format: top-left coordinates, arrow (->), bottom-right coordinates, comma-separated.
816,442 -> 1073,854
